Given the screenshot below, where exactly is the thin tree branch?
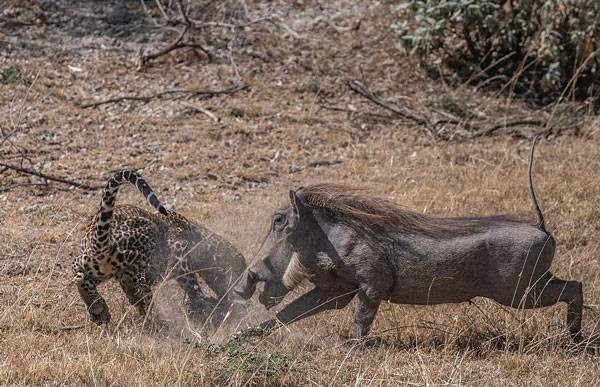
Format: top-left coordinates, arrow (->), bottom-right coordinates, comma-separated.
0,162 -> 102,190
347,80 -> 441,139
347,79 -> 546,141
138,1 -> 213,70
176,0 -> 191,26
79,83 -> 249,109
467,119 -> 546,139
0,182 -> 48,194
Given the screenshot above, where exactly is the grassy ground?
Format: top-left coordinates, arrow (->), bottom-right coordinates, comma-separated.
1,1 -> 600,385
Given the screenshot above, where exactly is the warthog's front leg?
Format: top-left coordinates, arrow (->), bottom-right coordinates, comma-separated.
353,290 -> 381,338
260,287 -> 357,330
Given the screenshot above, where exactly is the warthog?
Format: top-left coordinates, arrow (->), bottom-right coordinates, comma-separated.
234,136 -> 584,342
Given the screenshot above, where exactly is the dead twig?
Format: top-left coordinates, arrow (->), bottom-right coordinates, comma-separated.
0,182 -> 48,194
467,119 -> 546,139
181,102 -> 219,122
138,1 -> 212,70
347,80 -> 430,127
347,79 -> 546,141
138,24 -> 212,70
307,160 -> 343,168
176,0 -> 191,26
79,83 -> 249,109
154,0 -> 171,23
0,162 -> 101,191
346,80 -> 441,139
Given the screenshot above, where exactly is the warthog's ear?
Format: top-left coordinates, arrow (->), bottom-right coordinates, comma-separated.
289,190 -> 304,213
289,190 -> 308,228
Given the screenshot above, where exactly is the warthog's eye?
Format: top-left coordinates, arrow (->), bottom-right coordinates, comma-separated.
273,213 -> 286,230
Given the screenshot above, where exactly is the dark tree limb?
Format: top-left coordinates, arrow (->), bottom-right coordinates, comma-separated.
467,119 -> 546,139
0,182 -> 49,194
346,79 -> 546,141
347,80 -> 429,127
138,1 -> 212,70
176,0 -> 191,26
0,162 -> 102,191
79,83 -> 249,109
347,80 -> 442,139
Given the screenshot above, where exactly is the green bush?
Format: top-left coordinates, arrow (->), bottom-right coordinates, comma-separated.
395,0 -> 600,106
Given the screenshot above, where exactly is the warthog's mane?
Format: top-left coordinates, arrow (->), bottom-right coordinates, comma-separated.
296,183 -> 530,237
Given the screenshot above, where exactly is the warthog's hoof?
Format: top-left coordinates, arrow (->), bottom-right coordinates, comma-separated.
344,336 -> 383,354
571,331 -> 585,344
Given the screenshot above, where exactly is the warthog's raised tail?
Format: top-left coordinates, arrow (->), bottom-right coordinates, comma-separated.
528,134 -> 548,235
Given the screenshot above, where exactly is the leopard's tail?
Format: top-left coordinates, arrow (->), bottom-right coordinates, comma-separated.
93,170 -> 167,253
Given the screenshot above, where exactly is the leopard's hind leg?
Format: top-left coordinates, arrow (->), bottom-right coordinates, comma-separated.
73,256 -> 112,325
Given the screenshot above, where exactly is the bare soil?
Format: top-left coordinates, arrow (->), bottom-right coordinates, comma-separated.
1,1 -> 600,385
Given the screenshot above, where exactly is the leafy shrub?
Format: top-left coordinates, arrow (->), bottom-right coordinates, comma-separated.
395,0 -> 600,106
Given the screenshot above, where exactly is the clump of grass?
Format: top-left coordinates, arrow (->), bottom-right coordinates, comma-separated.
1,66 -> 32,85
191,328 -> 302,382
436,92 -> 475,119
229,106 -> 246,118
295,78 -> 321,94
547,102 -> 587,136
229,105 -> 263,118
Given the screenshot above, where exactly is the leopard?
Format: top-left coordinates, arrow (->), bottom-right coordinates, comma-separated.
72,169 -> 247,328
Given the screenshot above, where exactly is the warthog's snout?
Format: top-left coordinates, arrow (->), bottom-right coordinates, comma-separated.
233,269 -> 258,300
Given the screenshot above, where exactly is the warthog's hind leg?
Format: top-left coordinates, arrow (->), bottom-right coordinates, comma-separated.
543,277 -> 584,342
499,274 -> 583,342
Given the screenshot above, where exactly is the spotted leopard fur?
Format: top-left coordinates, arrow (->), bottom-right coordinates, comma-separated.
73,170 -> 247,327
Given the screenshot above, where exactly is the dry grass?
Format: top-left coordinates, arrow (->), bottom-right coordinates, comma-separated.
2,1 -> 600,385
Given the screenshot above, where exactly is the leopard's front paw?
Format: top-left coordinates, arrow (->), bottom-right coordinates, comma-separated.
89,300 -> 111,325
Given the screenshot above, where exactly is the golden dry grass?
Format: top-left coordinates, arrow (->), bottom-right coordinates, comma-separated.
2,1 -> 600,385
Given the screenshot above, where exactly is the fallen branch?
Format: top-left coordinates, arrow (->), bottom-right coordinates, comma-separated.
79,83 -> 249,109
0,182 -> 48,194
0,162 -> 101,191
346,80 -> 441,139
347,80 -> 430,127
347,79 -> 546,141
138,1 -> 212,70
467,119 -> 546,139
138,24 -> 212,70
176,0 -> 191,26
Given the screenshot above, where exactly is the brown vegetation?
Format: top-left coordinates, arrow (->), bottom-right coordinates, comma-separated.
1,1 -> 600,385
